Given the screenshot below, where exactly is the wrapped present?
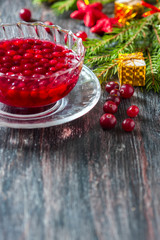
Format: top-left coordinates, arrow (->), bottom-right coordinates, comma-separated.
114,0 -> 144,25
118,52 -> 146,86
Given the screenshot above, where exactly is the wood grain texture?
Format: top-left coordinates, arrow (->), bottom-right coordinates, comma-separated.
0,0 -> 160,240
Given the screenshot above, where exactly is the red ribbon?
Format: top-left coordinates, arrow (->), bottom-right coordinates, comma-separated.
141,1 -> 160,17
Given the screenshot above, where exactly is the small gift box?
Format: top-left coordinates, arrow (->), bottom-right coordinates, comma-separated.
114,0 -> 144,25
118,52 -> 146,86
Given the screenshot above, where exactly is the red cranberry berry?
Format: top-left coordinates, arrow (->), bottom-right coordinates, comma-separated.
127,105 -> 139,118
122,118 -> 135,132
105,81 -> 119,93
106,95 -> 121,106
44,21 -> 54,33
103,101 -> 118,114
110,89 -> 121,97
19,8 -> 31,22
100,113 -> 117,130
120,84 -> 134,98
75,31 -> 88,41
0,50 -> 5,56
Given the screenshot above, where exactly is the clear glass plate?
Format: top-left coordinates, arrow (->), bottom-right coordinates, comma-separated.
0,65 -> 101,128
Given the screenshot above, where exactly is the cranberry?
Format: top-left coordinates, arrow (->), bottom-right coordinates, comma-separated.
0,67 -> 8,73
18,49 -> 25,55
42,42 -> 53,48
3,62 -> 12,68
35,50 -> 42,54
13,55 -> 22,61
105,81 -> 119,93
75,31 -> 88,41
19,8 -> 31,22
23,53 -> 34,59
122,118 -> 135,132
22,43 -> 31,50
26,49 -> 35,54
44,54 -> 53,59
52,52 -> 62,57
110,89 -> 120,97
34,67 -> 46,74
127,105 -> 139,117
25,39 -> 34,44
23,63 -> 33,70
40,58 -> 49,64
103,101 -> 118,114
21,59 -> 30,65
120,84 -> 134,98
43,63 -> 50,68
49,59 -> 57,66
34,54 -> 43,59
34,62 -> 43,68
44,21 -> 54,33
6,72 -> 14,76
23,70 -> 33,76
2,56 -> 12,63
33,45 -> 42,50
0,50 -> 5,56
106,95 -> 121,106
10,44 -> 19,51
49,67 -> 56,72
7,50 -> 16,56
100,113 -> 117,130
56,63 -> 63,70
14,39 -> 23,46
42,48 -> 51,54
11,66 -> 22,73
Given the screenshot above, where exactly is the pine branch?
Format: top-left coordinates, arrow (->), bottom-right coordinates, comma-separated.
97,62 -> 118,78
118,15 -> 153,53
145,19 -> 160,92
51,0 -> 77,14
147,48 -> 155,86
86,54 -> 110,63
84,13 -> 160,92
153,25 -> 160,44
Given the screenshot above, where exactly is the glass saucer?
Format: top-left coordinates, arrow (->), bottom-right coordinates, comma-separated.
0,65 -> 101,129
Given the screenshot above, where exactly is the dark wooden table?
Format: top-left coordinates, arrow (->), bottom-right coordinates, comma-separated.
0,0 -> 160,240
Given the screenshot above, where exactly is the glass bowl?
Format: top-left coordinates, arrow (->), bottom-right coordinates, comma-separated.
0,22 -> 85,108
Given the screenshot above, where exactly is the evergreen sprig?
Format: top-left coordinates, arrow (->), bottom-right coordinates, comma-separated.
84,13 -> 160,92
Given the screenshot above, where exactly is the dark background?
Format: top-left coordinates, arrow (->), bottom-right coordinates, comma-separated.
0,0 -> 160,240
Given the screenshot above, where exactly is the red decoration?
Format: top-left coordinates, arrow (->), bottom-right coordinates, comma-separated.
141,1 -> 160,17
90,17 -> 119,34
70,0 -> 107,27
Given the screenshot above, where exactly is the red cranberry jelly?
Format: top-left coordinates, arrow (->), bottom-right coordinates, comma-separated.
0,38 -> 82,108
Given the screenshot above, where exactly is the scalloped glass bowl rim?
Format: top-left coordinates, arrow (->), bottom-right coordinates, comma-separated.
0,21 -> 85,80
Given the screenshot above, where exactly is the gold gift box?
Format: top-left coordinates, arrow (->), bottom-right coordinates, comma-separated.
114,0 -> 144,25
118,53 -> 146,86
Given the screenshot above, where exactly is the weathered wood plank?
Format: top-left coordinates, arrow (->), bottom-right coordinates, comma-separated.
0,0 -> 160,240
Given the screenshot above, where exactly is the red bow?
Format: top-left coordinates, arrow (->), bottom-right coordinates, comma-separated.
141,1 -> 160,17
70,0 -> 107,27
91,17 -> 119,34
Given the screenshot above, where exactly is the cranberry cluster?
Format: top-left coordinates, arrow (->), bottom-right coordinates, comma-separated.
100,81 -> 139,132
0,38 -> 81,108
